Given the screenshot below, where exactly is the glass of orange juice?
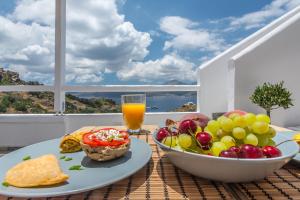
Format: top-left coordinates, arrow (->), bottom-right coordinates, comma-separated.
121,94 -> 146,134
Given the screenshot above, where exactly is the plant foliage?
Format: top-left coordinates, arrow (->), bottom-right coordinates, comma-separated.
250,81 -> 293,116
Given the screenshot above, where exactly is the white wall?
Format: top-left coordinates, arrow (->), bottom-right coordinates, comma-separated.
228,13 -> 300,127
199,6 -> 300,117
0,112 -> 189,147
0,115 -> 66,147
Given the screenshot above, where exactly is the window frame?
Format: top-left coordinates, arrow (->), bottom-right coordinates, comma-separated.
0,0 -> 201,116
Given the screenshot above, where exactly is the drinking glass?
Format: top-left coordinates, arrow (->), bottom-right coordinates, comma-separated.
121,94 -> 146,134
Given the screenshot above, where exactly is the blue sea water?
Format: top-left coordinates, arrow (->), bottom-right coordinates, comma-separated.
70,92 -> 197,112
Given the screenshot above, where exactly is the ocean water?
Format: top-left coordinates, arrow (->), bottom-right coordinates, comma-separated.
71,92 -> 197,112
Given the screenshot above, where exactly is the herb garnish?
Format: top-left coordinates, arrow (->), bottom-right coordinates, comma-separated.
2,182 -> 9,187
64,157 -> 73,161
69,165 -> 83,170
22,156 -> 31,161
60,156 -> 66,160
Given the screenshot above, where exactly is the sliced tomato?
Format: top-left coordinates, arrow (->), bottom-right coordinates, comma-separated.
119,130 -> 129,139
82,133 -> 99,147
82,130 -> 129,147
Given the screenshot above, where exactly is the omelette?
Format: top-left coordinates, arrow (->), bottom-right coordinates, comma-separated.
60,126 -> 96,153
5,154 -> 69,188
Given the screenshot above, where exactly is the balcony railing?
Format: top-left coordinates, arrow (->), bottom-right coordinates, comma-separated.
0,0 -> 201,147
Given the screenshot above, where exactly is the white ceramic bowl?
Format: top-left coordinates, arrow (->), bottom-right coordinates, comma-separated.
153,131 -> 299,183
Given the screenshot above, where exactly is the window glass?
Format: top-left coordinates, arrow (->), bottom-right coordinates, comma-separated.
0,0 -> 55,85
0,92 -> 54,114
65,92 -> 196,113
65,0 -> 197,86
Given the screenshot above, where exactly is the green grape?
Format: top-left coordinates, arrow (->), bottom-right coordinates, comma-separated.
202,149 -> 212,155
252,121 -> 269,134
207,120 -> 220,134
178,134 -> 192,148
244,113 -> 256,126
216,129 -> 230,138
235,139 -> 244,146
220,136 -> 236,148
196,126 -> 202,133
232,127 -> 246,139
190,136 -> 198,148
233,116 -> 247,128
266,127 -> 276,138
244,133 -> 258,146
207,131 -> 218,142
204,127 -> 210,133
228,113 -> 240,120
211,142 -> 227,156
256,114 -> 271,124
217,116 -> 226,123
267,139 -> 276,146
257,135 -> 269,147
163,136 -> 177,147
184,143 -> 202,153
244,126 -> 252,134
220,117 -> 234,132
173,145 -> 184,151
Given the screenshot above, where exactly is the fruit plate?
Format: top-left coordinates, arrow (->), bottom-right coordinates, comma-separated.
153,131 -> 299,183
0,137 -> 152,198
279,131 -> 300,164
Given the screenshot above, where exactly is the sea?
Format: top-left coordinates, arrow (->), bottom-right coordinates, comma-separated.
70,92 -> 197,112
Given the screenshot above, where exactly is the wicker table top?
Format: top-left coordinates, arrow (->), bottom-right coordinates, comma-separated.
1,125 -> 299,200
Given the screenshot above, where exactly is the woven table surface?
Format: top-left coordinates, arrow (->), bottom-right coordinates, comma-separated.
0,125 -> 300,200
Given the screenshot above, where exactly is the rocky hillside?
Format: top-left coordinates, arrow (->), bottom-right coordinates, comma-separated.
0,68 -> 194,113
0,68 -> 120,113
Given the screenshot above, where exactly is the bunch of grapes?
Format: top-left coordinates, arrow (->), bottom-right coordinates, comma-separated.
156,111 -> 282,159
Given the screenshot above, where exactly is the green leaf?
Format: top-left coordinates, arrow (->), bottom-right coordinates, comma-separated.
2,182 -> 9,187
59,156 -> 66,160
64,157 -> 73,161
250,81 -> 293,116
69,165 -> 83,170
22,156 -> 31,161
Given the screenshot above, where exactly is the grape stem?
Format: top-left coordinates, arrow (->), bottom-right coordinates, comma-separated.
188,129 -> 208,150
275,139 -> 300,147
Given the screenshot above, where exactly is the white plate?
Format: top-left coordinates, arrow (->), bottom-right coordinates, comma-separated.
279,131 -> 300,164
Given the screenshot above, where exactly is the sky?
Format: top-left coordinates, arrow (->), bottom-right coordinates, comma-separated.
0,0 -> 300,85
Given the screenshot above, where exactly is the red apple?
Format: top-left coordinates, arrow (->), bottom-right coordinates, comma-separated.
224,110 -> 247,118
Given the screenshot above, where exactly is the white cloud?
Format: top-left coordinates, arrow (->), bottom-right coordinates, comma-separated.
0,12 -> 55,84
0,0 -> 152,85
160,16 -> 226,53
65,0 -> 151,83
2,0 -> 300,85
10,0 -> 55,25
229,0 -> 300,30
117,53 -> 196,82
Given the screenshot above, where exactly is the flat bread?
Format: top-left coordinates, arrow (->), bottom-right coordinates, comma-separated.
60,126 -> 96,153
5,154 -> 69,188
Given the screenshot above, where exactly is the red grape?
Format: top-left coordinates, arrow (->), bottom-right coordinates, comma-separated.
180,113 -> 209,129
262,146 -> 282,158
156,128 -> 170,141
201,144 -> 211,150
229,146 -> 240,154
196,132 -> 212,145
220,150 -> 238,158
179,119 -> 197,134
239,144 -> 264,159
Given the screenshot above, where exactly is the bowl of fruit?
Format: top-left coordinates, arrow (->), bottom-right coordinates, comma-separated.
153,111 -> 299,183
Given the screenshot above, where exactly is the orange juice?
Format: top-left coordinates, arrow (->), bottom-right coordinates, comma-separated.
122,103 -> 145,130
